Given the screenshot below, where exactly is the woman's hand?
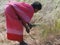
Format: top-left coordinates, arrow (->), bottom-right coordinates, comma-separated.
26,26 -> 30,33
28,23 -> 36,29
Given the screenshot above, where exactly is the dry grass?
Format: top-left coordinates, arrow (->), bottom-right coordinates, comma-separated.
0,0 -> 60,45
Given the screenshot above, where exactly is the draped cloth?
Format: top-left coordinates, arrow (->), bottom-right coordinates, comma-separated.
5,2 -> 34,41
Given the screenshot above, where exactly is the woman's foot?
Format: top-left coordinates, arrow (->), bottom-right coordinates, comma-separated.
19,41 -> 28,45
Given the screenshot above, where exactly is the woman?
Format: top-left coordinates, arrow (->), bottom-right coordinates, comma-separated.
5,1 -> 42,45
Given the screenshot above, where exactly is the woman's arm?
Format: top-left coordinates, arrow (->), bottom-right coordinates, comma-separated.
21,20 -> 30,33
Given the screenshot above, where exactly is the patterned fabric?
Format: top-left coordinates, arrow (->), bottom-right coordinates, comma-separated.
5,2 -> 34,41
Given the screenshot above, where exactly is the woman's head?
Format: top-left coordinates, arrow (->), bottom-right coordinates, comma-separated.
31,1 -> 42,13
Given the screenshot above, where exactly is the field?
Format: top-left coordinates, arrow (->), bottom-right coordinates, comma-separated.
0,0 -> 60,45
